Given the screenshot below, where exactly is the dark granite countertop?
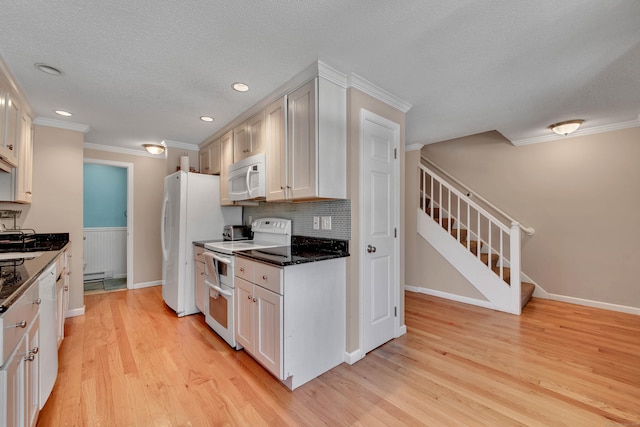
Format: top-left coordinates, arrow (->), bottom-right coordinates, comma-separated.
0,233 -> 70,313
235,236 -> 349,267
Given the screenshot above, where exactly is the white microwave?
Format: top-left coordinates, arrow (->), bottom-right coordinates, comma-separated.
228,153 -> 266,201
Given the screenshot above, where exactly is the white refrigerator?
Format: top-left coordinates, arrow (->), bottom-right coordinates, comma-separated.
161,171 -> 241,316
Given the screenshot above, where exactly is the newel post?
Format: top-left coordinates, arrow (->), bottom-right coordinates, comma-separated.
510,222 -> 522,315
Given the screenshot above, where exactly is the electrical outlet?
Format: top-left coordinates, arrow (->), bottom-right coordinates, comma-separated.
321,216 -> 332,230
313,216 -> 320,230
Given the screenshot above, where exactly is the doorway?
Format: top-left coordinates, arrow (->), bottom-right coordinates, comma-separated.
359,109 -> 401,354
83,159 -> 134,292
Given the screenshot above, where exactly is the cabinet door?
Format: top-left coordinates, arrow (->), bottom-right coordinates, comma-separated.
26,316 -> 39,427
194,261 -> 205,313
1,335 -> 26,427
3,95 -> 20,167
235,277 -> 254,352
254,285 -> 283,379
287,79 -> 317,200
219,131 -> 234,206
247,111 -> 265,156
233,123 -> 249,162
265,97 -> 287,201
15,112 -> 33,203
199,148 -> 210,174
209,140 -> 221,175
56,282 -> 65,347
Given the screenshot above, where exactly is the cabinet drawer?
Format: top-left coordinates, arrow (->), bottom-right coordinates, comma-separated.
1,281 -> 39,363
194,245 -> 205,263
235,257 -> 255,282
255,262 -> 283,295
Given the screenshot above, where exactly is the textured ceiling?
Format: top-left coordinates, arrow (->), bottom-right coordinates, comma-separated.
1,0 -> 639,151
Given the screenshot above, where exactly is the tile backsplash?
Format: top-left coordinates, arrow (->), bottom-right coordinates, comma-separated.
243,199 -> 351,240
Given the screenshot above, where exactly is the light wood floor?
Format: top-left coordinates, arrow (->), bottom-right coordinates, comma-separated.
37,287 -> 640,426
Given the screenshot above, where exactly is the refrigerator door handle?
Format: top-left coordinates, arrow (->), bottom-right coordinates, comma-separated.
161,194 -> 170,260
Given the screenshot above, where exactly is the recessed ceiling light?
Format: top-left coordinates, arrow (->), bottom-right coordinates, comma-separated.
35,63 -> 63,76
232,82 -> 249,92
200,116 -> 214,122
55,110 -> 72,117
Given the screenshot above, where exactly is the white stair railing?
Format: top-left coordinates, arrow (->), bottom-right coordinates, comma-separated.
418,163 -> 522,314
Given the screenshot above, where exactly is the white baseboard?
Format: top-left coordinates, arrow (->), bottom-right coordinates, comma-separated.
405,285 -> 494,310
547,293 -> 640,316
65,306 -> 85,318
344,349 -> 363,365
132,280 -> 161,289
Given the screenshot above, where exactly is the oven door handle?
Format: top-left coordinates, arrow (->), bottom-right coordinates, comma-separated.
204,251 -> 231,265
206,282 -> 233,298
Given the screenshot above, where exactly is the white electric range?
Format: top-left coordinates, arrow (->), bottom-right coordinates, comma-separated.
201,218 -> 291,348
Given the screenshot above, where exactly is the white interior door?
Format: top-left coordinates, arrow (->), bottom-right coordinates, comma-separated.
361,109 -> 400,354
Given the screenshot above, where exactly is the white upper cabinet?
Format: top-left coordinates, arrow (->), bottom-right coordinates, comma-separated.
219,130 -> 234,206
0,83 -> 19,172
233,111 -> 265,163
199,139 -> 221,175
267,76 -> 346,201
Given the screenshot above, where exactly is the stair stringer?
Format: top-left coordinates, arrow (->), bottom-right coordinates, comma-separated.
417,208 -> 519,314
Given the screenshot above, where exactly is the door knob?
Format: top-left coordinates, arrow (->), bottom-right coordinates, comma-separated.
367,245 -> 376,253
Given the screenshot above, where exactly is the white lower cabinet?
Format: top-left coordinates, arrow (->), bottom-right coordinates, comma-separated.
1,285 -> 40,427
235,256 -> 345,390
193,245 -> 206,313
235,276 -> 283,378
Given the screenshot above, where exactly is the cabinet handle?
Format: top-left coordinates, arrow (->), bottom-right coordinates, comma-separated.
24,353 -> 35,362
30,346 -> 39,354
240,267 -> 245,272
12,321 -> 27,329
252,298 -> 257,302
26,191 -> 32,195
247,295 -> 252,300
8,144 -> 13,150
33,298 -> 41,305
64,286 -> 69,291
262,275 -> 267,280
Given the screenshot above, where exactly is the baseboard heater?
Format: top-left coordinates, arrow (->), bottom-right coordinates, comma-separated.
83,270 -> 113,282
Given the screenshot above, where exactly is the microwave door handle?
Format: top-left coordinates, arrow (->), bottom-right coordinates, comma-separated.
246,166 -> 253,197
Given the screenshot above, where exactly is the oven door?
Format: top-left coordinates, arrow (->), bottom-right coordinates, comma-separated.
203,251 -> 237,348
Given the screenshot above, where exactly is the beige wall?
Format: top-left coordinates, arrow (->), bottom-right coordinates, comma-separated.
347,88 -> 406,352
165,147 -> 199,176
0,126 -> 85,311
84,149 -> 166,285
410,127 -> 640,308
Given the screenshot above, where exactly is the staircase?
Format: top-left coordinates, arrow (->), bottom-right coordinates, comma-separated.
418,163 -> 535,315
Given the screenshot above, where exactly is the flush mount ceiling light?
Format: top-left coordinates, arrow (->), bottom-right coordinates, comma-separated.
200,116 -> 214,122
54,110 -> 72,117
34,63 -> 63,76
549,120 -> 584,136
232,82 -> 249,92
143,143 -> 165,155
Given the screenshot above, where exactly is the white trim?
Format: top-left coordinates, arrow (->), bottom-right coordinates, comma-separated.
397,325 -> 407,337
65,306 -> 85,318
163,139 -> 199,151
83,159 -> 134,291
84,142 -> 166,158
344,349 -> 364,365
318,61 -> 348,88
348,73 -> 412,113
510,115 -> 640,146
34,117 -> 90,133
132,280 -> 162,290
405,285 -> 494,310
546,293 -> 640,316
405,143 -> 424,152
359,109 -> 402,355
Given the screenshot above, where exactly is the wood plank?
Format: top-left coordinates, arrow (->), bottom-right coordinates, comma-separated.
37,287 -> 640,426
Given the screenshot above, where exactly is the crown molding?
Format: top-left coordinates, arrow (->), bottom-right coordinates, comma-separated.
84,142 -> 166,158
510,115 -> 640,146
348,73 -> 412,113
34,117 -> 90,133
163,139 -> 199,151
405,143 -> 424,152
